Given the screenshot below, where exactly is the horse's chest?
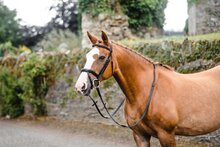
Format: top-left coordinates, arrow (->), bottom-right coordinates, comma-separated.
131,121 -> 158,137
124,104 -> 157,136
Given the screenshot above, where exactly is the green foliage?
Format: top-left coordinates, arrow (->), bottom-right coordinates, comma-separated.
186,40 -> 220,62
1,32 -> 219,118
50,0 -> 79,33
121,37 -> 220,72
21,1 -> 80,47
18,54 -> 48,115
18,53 -> 72,115
0,1 -> 22,45
78,0 -> 111,16
0,42 -> 16,57
187,0 -> 199,8
184,19 -> 189,35
78,0 -> 167,30
35,29 -> 81,51
0,51 -> 78,117
121,0 -> 168,29
0,66 -> 24,118
120,33 -> 220,44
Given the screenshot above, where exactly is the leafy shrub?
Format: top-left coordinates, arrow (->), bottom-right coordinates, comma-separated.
120,38 -> 220,72
18,54 -> 48,115
0,42 -> 17,57
78,0 -> 167,30
17,53 -> 76,115
186,40 -> 220,62
120,0 -> 168,30
35,29 -> 81,52
0,66 -> 24,118
0,52 -> 76,117
78,0 -> 111,16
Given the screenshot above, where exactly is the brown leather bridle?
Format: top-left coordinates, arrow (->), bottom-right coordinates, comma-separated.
80,43 -> 157,128
81,43 -> 113,89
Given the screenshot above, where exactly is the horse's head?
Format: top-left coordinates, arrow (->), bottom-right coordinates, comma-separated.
75,31 -> 114,96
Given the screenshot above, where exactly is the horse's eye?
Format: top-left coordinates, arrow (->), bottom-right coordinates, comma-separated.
99,55 -> 106,61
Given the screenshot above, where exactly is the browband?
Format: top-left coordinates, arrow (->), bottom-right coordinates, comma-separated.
92,44 -> 112,52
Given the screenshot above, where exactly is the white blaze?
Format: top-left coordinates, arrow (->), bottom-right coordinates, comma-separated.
75,47 -> 100,92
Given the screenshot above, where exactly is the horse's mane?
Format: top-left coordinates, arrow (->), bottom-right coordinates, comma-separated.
112,41 -> 173,71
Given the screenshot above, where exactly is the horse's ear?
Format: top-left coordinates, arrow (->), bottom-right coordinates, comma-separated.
101,31 -> 110,46
87,31 -> 98,44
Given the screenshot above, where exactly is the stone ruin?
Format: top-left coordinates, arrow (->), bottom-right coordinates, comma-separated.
81,13 -> 163,49
188,0 -> 220,35
81,13 -> 132,49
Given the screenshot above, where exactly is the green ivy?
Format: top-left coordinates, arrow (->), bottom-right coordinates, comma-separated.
187,0 -> 199,8
78,0 -> 167,30
122,39 -> 220,73
78,0 -> 111,16
120,0 -> 168,30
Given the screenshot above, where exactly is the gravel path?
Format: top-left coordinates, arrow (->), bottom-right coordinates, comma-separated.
0,119 -> 134,147
0,118 -> 216,147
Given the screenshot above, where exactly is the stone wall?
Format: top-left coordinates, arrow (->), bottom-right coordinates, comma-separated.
45,65 -> 126,125
188,0 -> 220,35
81,13 -> 132,49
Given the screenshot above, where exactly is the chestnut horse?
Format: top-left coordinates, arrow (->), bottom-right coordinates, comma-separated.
75,31 -> 220,147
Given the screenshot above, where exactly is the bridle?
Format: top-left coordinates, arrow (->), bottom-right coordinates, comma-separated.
80,43 -> 157,128
81,43 -> 113,88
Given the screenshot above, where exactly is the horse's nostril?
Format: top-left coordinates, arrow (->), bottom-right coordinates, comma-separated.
75,82 -> 87,92
82,83 -> 86,90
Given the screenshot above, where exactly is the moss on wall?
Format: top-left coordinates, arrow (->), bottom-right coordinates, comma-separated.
121,39 -> 220,73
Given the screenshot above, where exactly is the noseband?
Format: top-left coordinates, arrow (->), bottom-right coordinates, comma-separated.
81,43 -> 112,88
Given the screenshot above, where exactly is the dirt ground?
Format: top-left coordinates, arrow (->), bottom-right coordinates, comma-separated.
0,117 -> 216,147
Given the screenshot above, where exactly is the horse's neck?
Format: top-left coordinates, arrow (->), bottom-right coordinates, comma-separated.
113,44 -> 155,104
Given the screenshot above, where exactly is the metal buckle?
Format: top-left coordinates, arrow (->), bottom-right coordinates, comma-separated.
93,79 -> 100,88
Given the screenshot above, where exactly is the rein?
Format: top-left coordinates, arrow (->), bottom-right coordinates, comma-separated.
81,43 -> 157,128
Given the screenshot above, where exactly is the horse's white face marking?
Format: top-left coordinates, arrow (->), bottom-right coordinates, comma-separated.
84,47 -> 99,69
75,47 -> 100,93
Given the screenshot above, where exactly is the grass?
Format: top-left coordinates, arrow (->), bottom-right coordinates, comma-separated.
119,32 -> 220,46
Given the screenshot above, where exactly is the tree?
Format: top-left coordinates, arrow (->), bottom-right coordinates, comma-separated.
21,0 -> 79,47
21,25 -> 51,47
120,0 -> 168,30
0,0 -> 79,48
50,0 -> 79,33
0,1 -> 22,45
78,0 -> 167,30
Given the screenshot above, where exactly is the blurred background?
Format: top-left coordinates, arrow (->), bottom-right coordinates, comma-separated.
0,0 -> 219,51
0,0 -> 220,146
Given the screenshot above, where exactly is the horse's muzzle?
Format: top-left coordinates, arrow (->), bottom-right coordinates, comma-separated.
75,81 -> 92,96
82,86 -> 91,96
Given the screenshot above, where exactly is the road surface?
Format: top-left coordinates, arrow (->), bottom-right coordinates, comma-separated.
0,118 -> 215,147
0,119 -> 134,147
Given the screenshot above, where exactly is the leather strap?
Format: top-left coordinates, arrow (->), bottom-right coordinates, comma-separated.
81,43 -> 157,128
92,64 -> 157,128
